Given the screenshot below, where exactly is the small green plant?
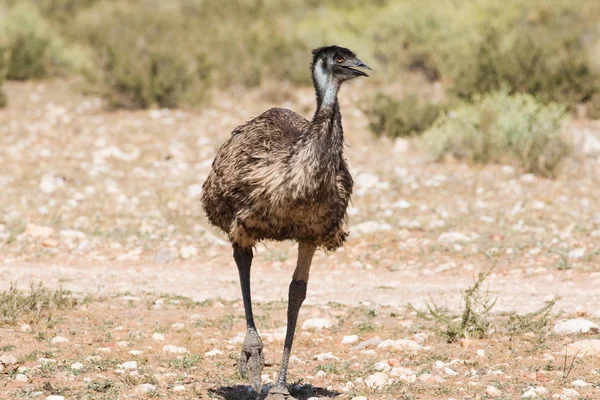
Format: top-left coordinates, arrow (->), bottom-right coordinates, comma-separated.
364,94 -> 446,138
170,354 -> 202,370
505,299 -> 556,335
409,266 -> 497,342
422,90 -> 570,177
0,282 -> 81,324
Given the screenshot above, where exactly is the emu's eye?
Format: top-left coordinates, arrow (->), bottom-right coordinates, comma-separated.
335,56 -> 345,63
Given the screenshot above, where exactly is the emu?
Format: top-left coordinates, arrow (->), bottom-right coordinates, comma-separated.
201,45 -> 370,399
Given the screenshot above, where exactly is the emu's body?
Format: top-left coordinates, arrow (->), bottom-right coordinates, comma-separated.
201,46 -> 369,400
202,106 -> 352,251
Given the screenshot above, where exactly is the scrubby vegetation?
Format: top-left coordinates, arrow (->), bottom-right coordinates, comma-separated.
422,90 -> 570,177
1,2 -> 86,81
0,282 -> 82,324
0,0 -> 597,173
364,94 -> 447,138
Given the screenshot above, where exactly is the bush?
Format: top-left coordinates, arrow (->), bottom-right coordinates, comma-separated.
1,2 -> 87,80
75,2 -> 207,109
422,90 -> 570,177
372,0 -> 600,109
364,94 -> 446,138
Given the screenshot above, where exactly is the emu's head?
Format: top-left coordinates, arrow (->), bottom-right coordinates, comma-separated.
311,46 -> 371,87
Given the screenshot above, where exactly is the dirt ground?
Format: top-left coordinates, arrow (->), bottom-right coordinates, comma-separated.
1,79 -> 600,399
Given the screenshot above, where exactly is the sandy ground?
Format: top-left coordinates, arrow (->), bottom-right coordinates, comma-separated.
1,79 -> 600,399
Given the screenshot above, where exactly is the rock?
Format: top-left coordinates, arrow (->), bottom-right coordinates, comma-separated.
393,138 -> 410,153
391,199 -> 411,209
71,362 -> 83,370
373,361 -> 391,372
20,324 -> 32,333
137,384 -> 157,393
557,388 -> 579,399
129,350 -> 143,356
171,323 -> 185,331
313,352 -> 339,361
154,247 -> 177,264
568,248 -> 586,260
186,183 -> 203,199
438,231 -> 472,244
117,341 -> 129,347
553,319 -> 599,335
0,354 -> 18,365
567,339 -> 600,357
37,358 -> 56,364
522,387 -> 536,398
40,174 -> 63,194
352,221 -> 392,234
60,229 -> 85,241
24,224 -> 54,239
476,349 -> 486,358
302,318 -> 332,330
365,372 -> 390,389
42,238 -> 59,247
15,374 -> 28,382
486,386 -> 502,397
582,134 -> 600,156
205,349 -> 222,357
51,336 -> 69,345
352,337 -> 382,350
179,245 -> 198,259
152,332 -> 165,341
173,385 -> 185,391
163,345 -> 188,354
342,335 -> 359,344
520,173 -> 537,183
121,361 -> 138,370
377,338 -> 422,351
572,379 -> 588,387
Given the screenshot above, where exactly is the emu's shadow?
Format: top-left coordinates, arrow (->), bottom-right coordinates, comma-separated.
209,384 -> 341,400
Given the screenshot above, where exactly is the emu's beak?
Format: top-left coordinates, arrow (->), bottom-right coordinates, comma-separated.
350,58 -> 371,77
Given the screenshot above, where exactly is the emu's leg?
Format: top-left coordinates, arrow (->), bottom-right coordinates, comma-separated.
266,242 -> 317,400
234,245 -> 264,395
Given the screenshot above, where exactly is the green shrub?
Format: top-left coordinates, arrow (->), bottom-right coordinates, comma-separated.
372,0 -> 600,109
75,2 -> 207,109
422,90 -> 570,177
364,93 -> 446,138
1,2 -> 87,80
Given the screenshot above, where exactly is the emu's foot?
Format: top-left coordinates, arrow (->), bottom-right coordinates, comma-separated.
238,331 -> 264,394
265,386 -> 296,400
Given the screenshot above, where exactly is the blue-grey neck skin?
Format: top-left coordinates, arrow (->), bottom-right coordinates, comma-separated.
312,58 -> 340,115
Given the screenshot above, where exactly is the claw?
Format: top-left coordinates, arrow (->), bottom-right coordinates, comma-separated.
238,331 -> 264,394
265,386 -> 297,400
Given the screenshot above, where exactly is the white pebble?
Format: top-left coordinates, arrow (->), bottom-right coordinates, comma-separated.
313,352 -> 339,361
137,384 -> 157,393
15,374 -> 28,382
342,335 -> 359,344
553,319 -> 599,335
476,349 -> 485,358
163,345 -> 188,354
173,385 -> 185,392
302,318 -> 332,330
205,349 -> 222,357
171,323 -> 185,331
129,350 -> 143,356
71,362 -> 84,370
121,361 -> 138,370
486,385 -> 502,397
365,372 -> 390,389
152,332 -> 165,341
51,336 -> 69,345
572,379 -> 588,387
